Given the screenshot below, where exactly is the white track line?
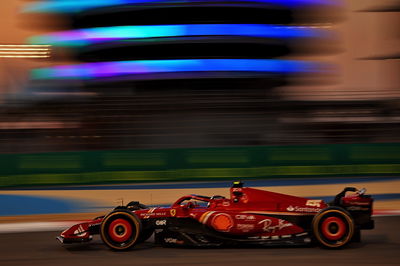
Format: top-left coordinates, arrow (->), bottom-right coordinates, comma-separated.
373,210 -> 400,216
0,221 -> 77,233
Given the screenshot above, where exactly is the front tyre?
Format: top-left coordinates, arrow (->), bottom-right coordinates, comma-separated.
100,210 -> 142,250
138,228 -> 154,243
312,207 -> 355,249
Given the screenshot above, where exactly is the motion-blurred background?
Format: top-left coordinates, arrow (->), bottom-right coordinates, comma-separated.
0,0 -> 399,220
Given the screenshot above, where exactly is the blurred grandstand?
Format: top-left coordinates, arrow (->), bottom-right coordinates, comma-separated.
0,0 -> 399,155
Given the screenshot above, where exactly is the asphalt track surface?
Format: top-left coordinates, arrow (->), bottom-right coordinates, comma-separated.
0,216 -> 399,266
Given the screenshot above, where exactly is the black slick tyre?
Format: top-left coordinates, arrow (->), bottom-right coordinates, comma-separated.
100,210 -> 142,250
312,206 -> 355,249
352,228 -> 361,242
138,228 -> 154,243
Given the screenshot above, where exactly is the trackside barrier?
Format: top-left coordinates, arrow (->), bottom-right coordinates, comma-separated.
1,143 -> 400,187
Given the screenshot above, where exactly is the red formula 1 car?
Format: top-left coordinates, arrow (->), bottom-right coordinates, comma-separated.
57,182 -> 374,250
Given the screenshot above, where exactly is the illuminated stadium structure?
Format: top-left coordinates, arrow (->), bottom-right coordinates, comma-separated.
28,0 -> 338,82
1,0 -> 399,153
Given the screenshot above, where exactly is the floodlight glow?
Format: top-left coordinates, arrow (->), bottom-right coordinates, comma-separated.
0,44 -> 51,58
31,59 -> 331,80
29,24 -> 330,47
23,0 -> 340,14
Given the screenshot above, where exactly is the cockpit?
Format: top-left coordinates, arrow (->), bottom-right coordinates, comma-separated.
171,181 -> 246,209
172,194 -> 227,209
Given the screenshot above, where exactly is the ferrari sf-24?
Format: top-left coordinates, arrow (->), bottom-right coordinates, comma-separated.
57,181 -> 374,250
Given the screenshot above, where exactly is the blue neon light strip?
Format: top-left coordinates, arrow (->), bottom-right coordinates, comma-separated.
23,0 -> 340,14
29,24 -> 330,47
31,59 -> 331,80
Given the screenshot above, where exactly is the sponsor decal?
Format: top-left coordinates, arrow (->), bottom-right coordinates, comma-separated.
141,211 -> 167,218
155,220 -> 167,226
211,213 -> 234,232
258,219 -> 293,233
170,209 -> 176,217
236,224 -> 255,232
286,206 -> 295,212
73,225 -> 87,237
164,238 -> 184,244
286,205 -> 320,213
164,238 -> 176,243
304,237 -> 312,243
235,214 -> 256,221
306,200 -> 322,207
143,207 -> 156,218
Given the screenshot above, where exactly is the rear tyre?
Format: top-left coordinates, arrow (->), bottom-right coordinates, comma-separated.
352,229 -> 361,242
312,207 -> 355,249
100,210 -> 142,250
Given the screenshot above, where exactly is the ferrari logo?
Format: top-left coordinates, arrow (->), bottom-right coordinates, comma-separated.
170,209 -> 176,217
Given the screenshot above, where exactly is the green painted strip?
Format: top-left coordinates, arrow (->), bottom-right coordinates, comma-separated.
268,147 -> 332,162
186,152 -> 249,164
19,155 -> 82,170
1,143 -> 400,187
1,163 -> 400,187
103,152 -> 167,167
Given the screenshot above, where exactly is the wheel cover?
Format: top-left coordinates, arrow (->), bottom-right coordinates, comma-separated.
100,211 -> 141,250
313,208 -> 354,248
108,218 -> 132,242
321,216 -> 346,241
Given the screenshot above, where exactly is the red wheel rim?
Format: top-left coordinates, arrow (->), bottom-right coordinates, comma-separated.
321,216 -> 346,241
108,218 -> 132,242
